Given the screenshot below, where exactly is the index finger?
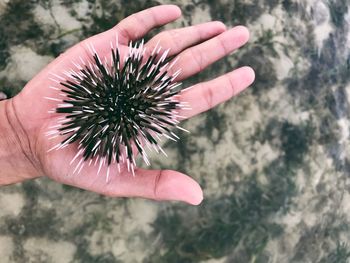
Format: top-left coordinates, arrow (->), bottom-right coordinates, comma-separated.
47,5 -> 182,70
115,5 -> 182,44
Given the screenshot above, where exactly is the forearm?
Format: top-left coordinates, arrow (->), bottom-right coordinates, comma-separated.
0,99 -> 40,185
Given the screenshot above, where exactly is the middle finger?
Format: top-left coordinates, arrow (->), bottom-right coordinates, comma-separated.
170,26 -> 250,81
145,21 -> 226,57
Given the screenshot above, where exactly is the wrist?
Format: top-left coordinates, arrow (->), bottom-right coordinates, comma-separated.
0,99 -> 42,185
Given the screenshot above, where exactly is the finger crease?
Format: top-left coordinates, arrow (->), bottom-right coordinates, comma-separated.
225,74 -> 237,97
201,83 -> 214,109
189,48 -> 204,73
153,170 -> 164,200
168,30 -> 181,52
115,24 -> 133,43
216,36 -> 230,56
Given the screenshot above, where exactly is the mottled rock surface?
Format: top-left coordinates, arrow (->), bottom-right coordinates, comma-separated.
1,0 -> 350,262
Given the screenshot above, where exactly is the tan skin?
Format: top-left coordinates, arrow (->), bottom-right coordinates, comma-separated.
0,5 -> 255,205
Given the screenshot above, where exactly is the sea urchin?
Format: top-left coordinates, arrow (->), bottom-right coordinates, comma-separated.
46,38 -> 189,176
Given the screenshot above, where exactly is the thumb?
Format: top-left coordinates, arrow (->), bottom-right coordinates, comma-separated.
140,169 -> 204,205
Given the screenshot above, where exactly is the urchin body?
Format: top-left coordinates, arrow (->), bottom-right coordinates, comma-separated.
46,39 -> 188,176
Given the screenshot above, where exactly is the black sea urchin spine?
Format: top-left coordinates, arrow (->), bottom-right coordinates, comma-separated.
45,38 -> 190,177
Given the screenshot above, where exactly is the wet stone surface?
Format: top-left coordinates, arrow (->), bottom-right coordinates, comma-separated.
1,0 -> 350,262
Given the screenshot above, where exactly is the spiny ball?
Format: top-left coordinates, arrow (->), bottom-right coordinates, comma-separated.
47,40 -> 187,174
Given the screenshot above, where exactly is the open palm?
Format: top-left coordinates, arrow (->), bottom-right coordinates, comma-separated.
8,5 -> 254,205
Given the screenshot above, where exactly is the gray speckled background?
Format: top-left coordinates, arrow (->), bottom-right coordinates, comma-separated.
1,0 -> 350,262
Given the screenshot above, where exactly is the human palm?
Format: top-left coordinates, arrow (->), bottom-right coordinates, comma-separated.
9,5 -> 254,205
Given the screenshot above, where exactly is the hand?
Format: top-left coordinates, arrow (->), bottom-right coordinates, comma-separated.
4,5 -> 255,205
